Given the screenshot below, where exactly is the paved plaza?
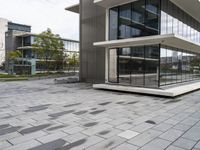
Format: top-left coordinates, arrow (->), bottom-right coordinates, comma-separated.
0,79 -> 200,150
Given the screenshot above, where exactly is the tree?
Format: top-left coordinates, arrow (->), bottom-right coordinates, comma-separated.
7,50 -> 22,64
32,28 -> 64,73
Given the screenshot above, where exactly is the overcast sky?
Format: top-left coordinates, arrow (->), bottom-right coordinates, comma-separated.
0,0 -> 79,40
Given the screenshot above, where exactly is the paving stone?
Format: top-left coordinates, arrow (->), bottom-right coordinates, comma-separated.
118,130 -> 140,139
128,129 -> 162,147
153,123 -> 173,132
82,124 -> 113,136
37,131 -> 67,143
159,129 -> 184,141
115,123 -> 134,130
19,124 -> 51,135
62,133 -> 88,143
166,145 -> 186,150
86,136 -> 126,150
4,140 -> 41,150
9,131 -> 47,145
131,123 -> 154,133
173,123 -> 191,131
182,126 -> 200,141
97,128 -> 122,139
0,126 -> 22,136
0,140 -> 12,149
0,124 -> 10,129
173,137 -> 197,150
63,126 -> 84,134
164,119 -> 181,125
60,136 -> 103,150
112,143 -> 139,150
180,117 -> 199,126
47,125 -> 66,131
195,141 -> 200,149
29,139 -> 67,150
139,138 -> 171,150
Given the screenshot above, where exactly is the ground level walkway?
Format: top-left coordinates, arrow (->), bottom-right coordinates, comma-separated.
0,79 -> 200,150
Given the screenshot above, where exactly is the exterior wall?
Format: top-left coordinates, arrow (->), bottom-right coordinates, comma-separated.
80,0 -> 106,83
0,18 -> 8,66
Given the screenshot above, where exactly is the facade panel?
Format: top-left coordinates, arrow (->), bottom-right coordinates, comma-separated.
80,0 -> 106,83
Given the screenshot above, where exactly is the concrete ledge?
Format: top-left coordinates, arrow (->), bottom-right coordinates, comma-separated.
93,82 -> 200,97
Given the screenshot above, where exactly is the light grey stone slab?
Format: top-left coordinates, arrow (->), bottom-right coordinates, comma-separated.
9,131 -> 47,145
4,140 -> 41,150
118,130 -> 140,139
62,133 -> 88,143
195,141 -> 200,149
61,136 -> 103,150
173,123 -> 191,131
139,138 -> 171,150
36,131 -> 67,143
86,136 -> 126,150
159,129 -> 184,141
131,123 -> 154,133
62,126 -> 84,134
112,143 -> 139,150
115,123 -> 134,131
0,141 -> 12,149
166,145 -> 186,150
128,129 -> 162,147
182,126 -> 200,141
153,123 -> 173,132
173,137 -> 197,150
81,124 -> 113,136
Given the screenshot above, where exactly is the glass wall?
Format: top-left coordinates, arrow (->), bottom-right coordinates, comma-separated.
108,45 -> 160,88
160,45 -> 200,86
161,0 -> 200,44
109,0 -> 160,40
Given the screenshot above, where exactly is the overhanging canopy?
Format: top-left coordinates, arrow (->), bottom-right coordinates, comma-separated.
65,4 -> 79,14
93,34 -> 200,54
94,0 -> 200,23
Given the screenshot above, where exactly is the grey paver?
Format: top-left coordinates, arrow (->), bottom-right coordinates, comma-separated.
4,140 -> 41,150
173,137 -> 197,150
86,136 -> 126,150
195,141 -> 200,149
139,138 -> 171,150
159,129 -> 184,141
153,123 -> 173,132
118,130 -> 140,139
36,131 -> 67,143
9,131 -> 47,145
112,143 -> 139,150
182,126 -> 200,141
166,145 -> 186,150
0,140 -> 12,149
128,129 -> 162,147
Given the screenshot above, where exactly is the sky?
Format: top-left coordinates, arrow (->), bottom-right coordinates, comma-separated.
0,0 -> 79,40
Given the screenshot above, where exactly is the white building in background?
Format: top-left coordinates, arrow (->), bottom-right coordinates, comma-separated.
0,18 -> 8,66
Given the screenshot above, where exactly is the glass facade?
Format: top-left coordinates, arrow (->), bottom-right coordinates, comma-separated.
160,45 -> 200,86
109,0 -> 160,40
108,45 -> 160,88
161,0 -> 200,43
108,0 -> 200,88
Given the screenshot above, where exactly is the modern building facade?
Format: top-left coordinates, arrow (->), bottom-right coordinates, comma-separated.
0,18 -> 31,69
7,33 -> 79,75
67,0 -> 200,91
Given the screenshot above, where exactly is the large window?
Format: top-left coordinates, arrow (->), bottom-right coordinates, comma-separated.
160,45 -> 200,86
108,45 -> 160,88
109,0 -> 160,40
161,0 -> 200,44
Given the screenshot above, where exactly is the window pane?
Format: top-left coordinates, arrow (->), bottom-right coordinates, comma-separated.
109,7 -> 118,40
